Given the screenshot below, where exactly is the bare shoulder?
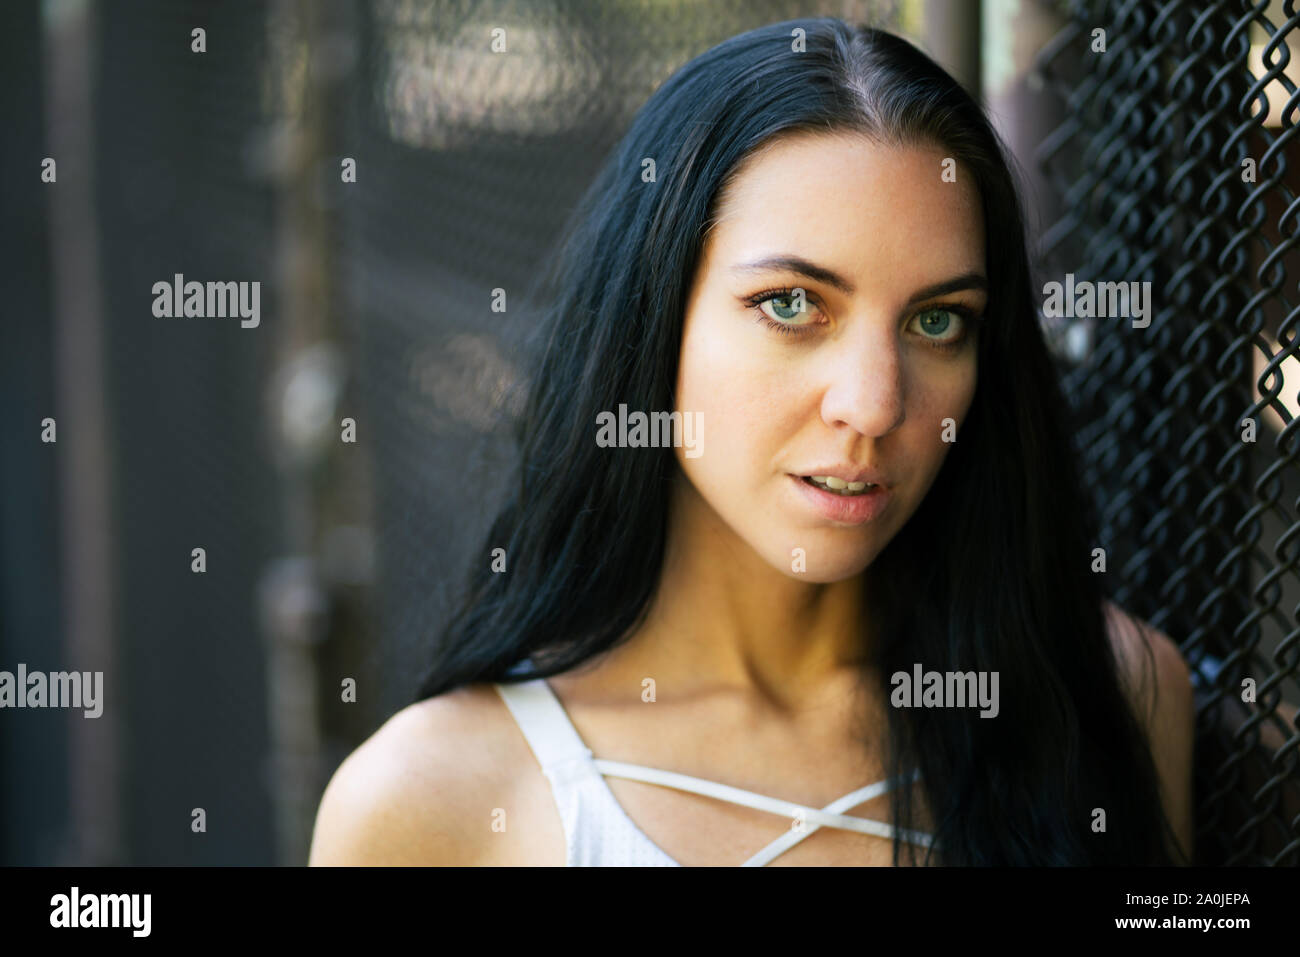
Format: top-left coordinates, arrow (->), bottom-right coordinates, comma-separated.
308,683 -> 524,866
1102,600 -> 1196,860
1103,600 -> 1194,725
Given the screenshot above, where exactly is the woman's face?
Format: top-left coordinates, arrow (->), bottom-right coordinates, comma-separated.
672,131 -> 986,583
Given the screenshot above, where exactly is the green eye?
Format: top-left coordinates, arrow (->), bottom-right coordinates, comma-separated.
919,310 -> 951,335
915,306 -> 977,351
766,295 -> 803,320
755,288 -> 817,327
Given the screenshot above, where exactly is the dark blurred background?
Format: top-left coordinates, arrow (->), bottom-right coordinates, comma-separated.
2,0 -> 1298,866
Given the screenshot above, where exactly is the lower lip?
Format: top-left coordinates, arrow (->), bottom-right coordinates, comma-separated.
789,474 -> 890,525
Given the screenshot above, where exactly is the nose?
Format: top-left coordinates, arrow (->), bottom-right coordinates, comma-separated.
818,326 -> 906,437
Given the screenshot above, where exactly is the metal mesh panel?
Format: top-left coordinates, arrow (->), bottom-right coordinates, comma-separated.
1035,0 -> 1300,865
91,0 -> 281,864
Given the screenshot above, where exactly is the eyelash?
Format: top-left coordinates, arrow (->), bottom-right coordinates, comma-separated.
742,286 -> 983,351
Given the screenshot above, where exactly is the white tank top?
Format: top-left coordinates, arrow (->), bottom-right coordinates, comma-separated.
493,677 -> 935,866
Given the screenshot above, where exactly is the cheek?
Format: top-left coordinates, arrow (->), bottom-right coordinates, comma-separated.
905,356 -> 978,469
917,354 -> 977,415
675,310 -> 800,469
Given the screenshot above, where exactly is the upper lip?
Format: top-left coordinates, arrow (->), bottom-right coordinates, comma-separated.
795,465 -> 891,487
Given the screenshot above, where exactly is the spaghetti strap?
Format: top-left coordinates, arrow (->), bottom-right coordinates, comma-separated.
494,678 -> 598,783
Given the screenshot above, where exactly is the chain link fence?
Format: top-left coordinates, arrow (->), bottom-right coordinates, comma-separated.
1035,0 -> 1300,865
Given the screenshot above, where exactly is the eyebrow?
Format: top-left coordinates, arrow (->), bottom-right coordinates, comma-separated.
730,254 -> 988,304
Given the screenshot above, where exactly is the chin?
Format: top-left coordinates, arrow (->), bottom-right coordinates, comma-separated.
766,541 -> 876,584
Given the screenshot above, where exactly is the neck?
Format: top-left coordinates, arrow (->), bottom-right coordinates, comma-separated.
602,469 -> 873,714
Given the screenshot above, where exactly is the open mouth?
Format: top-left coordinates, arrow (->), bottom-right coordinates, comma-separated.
800,475 -> 878,497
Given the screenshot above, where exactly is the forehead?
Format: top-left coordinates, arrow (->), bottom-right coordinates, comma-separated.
704,132 -> 985,288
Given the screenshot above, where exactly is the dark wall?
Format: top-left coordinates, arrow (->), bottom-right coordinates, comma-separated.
0,0 -> 65,867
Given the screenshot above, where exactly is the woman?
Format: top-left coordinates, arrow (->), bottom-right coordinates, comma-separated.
310,17 -> 1194,866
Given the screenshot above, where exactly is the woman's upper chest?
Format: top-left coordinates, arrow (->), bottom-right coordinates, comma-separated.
499,673 -> 933,866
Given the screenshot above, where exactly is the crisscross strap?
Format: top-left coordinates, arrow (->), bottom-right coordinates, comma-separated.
594,760 -> 933,864
741,769 -> 928,865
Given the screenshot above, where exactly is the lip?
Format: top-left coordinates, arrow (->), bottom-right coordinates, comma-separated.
798,464 -> 891,486
788,473 -> 891,525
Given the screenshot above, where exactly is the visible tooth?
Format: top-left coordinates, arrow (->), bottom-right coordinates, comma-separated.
846,481 -> 866,491
824,476 -> 848,489
811,475 -> 830,483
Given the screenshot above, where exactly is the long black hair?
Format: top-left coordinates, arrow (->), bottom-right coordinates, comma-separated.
414,17 -> 1183,866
